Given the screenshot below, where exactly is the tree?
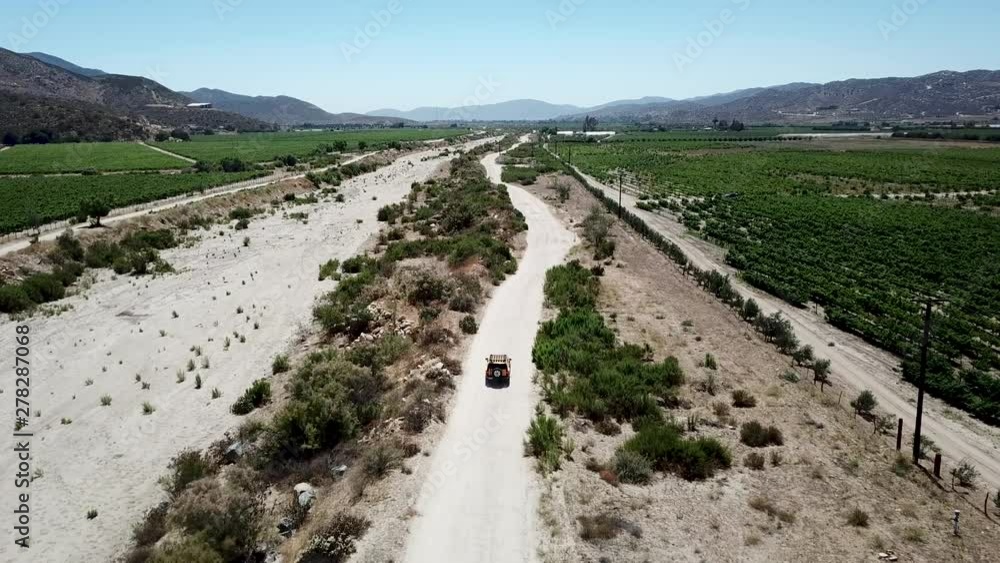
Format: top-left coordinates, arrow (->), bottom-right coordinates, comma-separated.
154,131 -> 170,142
171,128 -> 191,141
581,206 -> 615,260
792,344 -> 814,367
78,198 -> 111,227
740,298 -> 761,322
2,131 -> 19,146
220,157 -> 248,173
850,390 -> 878,417
358,141 -> 368,151
332,140 -> 348,152
583,115 -> 598,133
812,358 -> 832,391
193,160 -> 215,173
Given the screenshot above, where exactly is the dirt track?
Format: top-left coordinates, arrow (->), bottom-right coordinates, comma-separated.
402,145 -> 575,563
565,160 -> 1000,489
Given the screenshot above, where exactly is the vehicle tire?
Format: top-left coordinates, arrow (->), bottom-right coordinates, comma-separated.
493,369 -> 502,378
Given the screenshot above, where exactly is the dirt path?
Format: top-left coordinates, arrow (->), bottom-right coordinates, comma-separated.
403,146 -> 576,563
564,160 -> 1000,489
0,139 -> 496,563
138,141 -> 197,164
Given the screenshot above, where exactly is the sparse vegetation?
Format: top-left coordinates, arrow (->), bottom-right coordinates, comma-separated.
525,413 -> 568,474
230,379 -> 271,415
740,421 -> 784,447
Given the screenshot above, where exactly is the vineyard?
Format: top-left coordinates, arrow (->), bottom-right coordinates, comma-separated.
152,128 -> 468,163
0,142 -> 189,174
0,171 -> 263,234
563,137 -> 1000,424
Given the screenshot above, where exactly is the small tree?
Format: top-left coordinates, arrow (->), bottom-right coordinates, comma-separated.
2,131 -> 19,146
78,198 -> 111,227
740,298 -> 761,322
332,140 -> 348,152
358,141 -> 368,151
850,390 -> 878,417
812,358 -> 832,391
170,128 -> 191,141
792,344 -> 814,367
950,460 -> 979,489
581,206 -> 615,260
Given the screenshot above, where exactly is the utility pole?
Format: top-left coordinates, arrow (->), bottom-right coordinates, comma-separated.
912,298 -> 936,464
568,143 -> 572,166
617,170 -> 624,219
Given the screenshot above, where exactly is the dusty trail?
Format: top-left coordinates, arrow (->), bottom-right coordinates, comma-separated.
138,141 -> 197,163
403,147 -> 575,563
564,159 -> 1000,489
0,138 -> 495,563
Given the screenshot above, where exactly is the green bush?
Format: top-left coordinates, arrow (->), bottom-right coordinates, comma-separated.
0,285 -> 32,314
525,413 -> 566,473
613,449 -> 653,484
163,449 -> 215,498
740,421 -> 783,448
459,315 -> 478,334
732,389 -> 757,408
84,240 -> 125,269
231,379 -> 271,415
318,259 -> 340,281
149,536 -> 223,563
272,354 -> 290,375
132,502 -> 169,547
622,421 -> 731,481
543,261 -> 600,309
20,273 -> 65,303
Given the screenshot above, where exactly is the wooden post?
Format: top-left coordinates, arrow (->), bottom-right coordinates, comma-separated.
896,418 -> 904,451
985,493 -> 990,516
933,453 -> 942,479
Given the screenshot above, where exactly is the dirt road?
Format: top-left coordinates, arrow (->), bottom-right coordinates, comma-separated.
138,141 -> 197,164
403,148 -> 575,563
565,161 -> 1000,489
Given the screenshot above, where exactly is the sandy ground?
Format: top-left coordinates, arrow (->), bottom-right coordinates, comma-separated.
401,146 -> 576,563
522,175 -> 999,563
564,161 -> 1000,491
0,139 -> 494,563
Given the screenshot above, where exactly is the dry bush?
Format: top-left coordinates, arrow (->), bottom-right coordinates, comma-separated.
167,477 -> 266,561
132,501 -> 169,547
847,507 -> 870,527
299,514 -> 372,563
744,452 -> 766,471
748,495 -> 795,524
740,421 -> 783,448
732,389 -> 757,408
577,513 -> 641,542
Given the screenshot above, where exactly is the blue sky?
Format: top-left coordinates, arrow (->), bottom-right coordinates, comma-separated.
3,0 -> 998,113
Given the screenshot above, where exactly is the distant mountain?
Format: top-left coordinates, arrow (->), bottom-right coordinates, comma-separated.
368,99 -> 585,122
0,48 -> 273,140
586,96 -> 675,113
183,88 -> 410,126
24,52 -> 106,77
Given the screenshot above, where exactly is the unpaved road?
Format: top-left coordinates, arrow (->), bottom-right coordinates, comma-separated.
138,141 -> 197,163
564,159 -> 1000,489
403,147 -> 575,563
0,139 -> 495,563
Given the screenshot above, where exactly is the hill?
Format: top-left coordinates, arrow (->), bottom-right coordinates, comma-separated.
0,48 -> 273,141
368,99 -> 585,122
24,52 -> 107,77
183,88 -> 410,126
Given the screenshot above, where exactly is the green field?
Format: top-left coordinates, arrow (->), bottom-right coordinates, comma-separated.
606,127 -> 812,141
559,137 -> 1000,425
0,143 -> 190,174
0,171 -> 264,234
153,128 -> 469,163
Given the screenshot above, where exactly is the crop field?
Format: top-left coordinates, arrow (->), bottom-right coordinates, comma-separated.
569,140 -> 1000,195
0,171 -> 264,234
0,142 -> 190,174
563,137 -> 1000,424
608,127 -> 812,141
152,128 -> 468,163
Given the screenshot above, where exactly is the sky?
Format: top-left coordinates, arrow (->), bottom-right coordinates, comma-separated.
2,0 -> 998,114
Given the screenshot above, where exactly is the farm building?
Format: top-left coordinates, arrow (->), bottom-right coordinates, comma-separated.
186,102 -> 213,109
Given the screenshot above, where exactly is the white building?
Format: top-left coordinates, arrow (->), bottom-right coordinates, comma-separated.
186,102 -> 213,109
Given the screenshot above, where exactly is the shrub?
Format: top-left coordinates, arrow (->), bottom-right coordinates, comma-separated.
100,394 -> 112,406
163,449 -> 215,498
732,389 -> 757,408
748,496 -> 795,523
459,315 -> 478,335
622,421 -> 731,480
168,478 -> 266,561
362,442 -> 402,480
740,421 -> 783,448
525,413 -> 566,474
846,508 -> 870,527
231,379 -> 271,415
301,514 -> 371,563
950,459 -> 979,489
86,509 -> 98,519
407,270 -> 450,305
581,206 -> 615,260
770,451 -> 783,466
132,502 -> 169,547
142,402 -> 156,415
543,261 -> 599,309
272,354 -> 291,375
149,537 -> 223,563
577,513 -> 640,542
703,353 -> 718,370
744,452 -> 766,470
850,390 -> 878,416
21,273 -> 65,303
0,285 -> 32,314
613,449 -> 653,484
318,259 -> 340,281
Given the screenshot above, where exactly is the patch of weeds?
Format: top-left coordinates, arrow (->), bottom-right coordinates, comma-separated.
740,421 -> 783,448
744,452 -> 766,470
846,508 -> 870,527
732,389 -> 757,408
231,379 -> 271,415
748,496 -> 795,524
